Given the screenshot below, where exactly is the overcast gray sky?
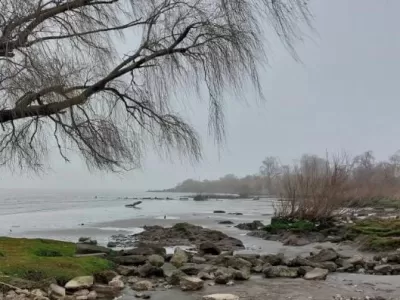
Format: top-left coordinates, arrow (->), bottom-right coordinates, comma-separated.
1,0 -> 399,190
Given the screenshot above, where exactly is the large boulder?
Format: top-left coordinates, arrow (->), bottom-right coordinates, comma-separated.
170,248 -> 189,268
320,261 -> 337,272
309,249 -> 338,263
166,270 -> 186,285
199,242 -> 221,255
346,255 -> 364,266
79,237 -> 97,245
179,277 -> 204,291
48,284 -> 65,300
263,266 -> 299,278
288,256 -> 321,268
132,281 -> 153,291
148,254 -> 165,267
304,268 -> 329,280
76,244 -> 112,255
161,263 -> 178,278
65,276 -> 94,290
113,255 -> 147,266
203,295 -> 239,300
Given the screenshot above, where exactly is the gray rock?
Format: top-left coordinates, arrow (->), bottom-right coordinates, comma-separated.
198,271 -> 215,280
199,242 -> 221,255
79,237 -> 97,245
76,244 -> 111,255
107,241 -> 117,248
387,252 -> 400,263
203,294 -> 239,300
94,270 -> 119,284
309,248 -> 338,262
282,235 -> 310,246
91,284 -> 120,299
304,268 -> 329,280
374,264 -> 392,274
132,280 -> 153,291
161,263 -> 178,278
148,254 -> 165,267
261,253 -> 284,266
116,265 -> 138,276
180,277 -> 204,291
87,291 -> 97,300
113,255 -> 147,266
231,268 -> 250,280
180,263 -> 204,276
108,276 -> 124,289
192,256 -> 207,264
320,261 -> 337,272
166,270 -> 186,285
138,262 -> 163,277
48,284 -> 65,300
347,255 -> 364,265
214,267 -> 233,284
65,276 -> 94,290
224,256 -> 252,270
170,248 -> 189,267
122,245 -> 166,258
263,266 -> 299,278
213,210 -> 226,214
235,221 -> 263,231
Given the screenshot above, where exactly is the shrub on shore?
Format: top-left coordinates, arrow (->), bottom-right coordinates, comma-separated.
0,237 -> 113,284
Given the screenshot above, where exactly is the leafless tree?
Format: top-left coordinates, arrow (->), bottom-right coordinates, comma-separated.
0,0 -> 311,171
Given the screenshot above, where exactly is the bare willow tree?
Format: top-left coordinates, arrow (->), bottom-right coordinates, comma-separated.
0,0 -> 311,171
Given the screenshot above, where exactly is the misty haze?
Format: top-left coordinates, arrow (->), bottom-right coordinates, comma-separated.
0,1 -> 399,300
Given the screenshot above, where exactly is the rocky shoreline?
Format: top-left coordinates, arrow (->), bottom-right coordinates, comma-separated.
3,222 -> 400,300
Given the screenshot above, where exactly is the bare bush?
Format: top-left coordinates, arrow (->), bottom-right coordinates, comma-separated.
0,0 -> 312,171
274,152 -> 351,221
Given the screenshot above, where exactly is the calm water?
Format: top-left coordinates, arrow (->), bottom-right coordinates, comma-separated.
0,189 -> 275,239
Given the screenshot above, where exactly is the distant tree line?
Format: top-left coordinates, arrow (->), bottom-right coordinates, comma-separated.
163,150 -> 400,205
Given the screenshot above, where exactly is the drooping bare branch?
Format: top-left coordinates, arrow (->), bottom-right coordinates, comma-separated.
0,0 -> 312,171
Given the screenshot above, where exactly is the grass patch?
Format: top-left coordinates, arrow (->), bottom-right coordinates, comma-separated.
0,237 -> 113,284
348,218 -> 400,251
263,218 -> 317,233
349,197 -> 400,209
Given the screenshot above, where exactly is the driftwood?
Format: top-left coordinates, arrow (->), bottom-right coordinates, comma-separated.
125,201 -> 142,208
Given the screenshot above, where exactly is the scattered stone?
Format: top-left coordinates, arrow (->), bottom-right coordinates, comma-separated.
122,244 -> 167,258
198,271 -> 215,280
282,234 -> 310,246
373,264 -> 392,274
261,254 -> 284,266
235,221 -> 263,231
65,276 -> 94,290
107,241 -> 117,248
148,254 -> 165,267
263,266 -> 299,278
91,284 -> 120,299
387,252 -> 400,263
94,270 -> 119,284
138,262 -> 163,278
135,293 -> 151,299
200,242 -> 221,255
203,294 -> 239,300
48,284 -> 65,300
74,290 -> 90,297
179,277 -> 204,291
192,256 -> 207,264
180,263 -> 204,275
218,221 -> 234,225
347,255 -> 364,265
320,261 -> 337,272
132,281 -> 153,291
113,255 -> 147,266
309,248 -> 338,262
116,265 -> 138,276
170,248 -> 189,267
79,237 -> 97,245
76,244 -> 111,255
226,280 -> 235,286
87,291 -> 97,300
231,268 -> 250,280
31,289 -> 46,298
304,268 -> 329,280
108,276 -> 124,289
214,268 -> 233,284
